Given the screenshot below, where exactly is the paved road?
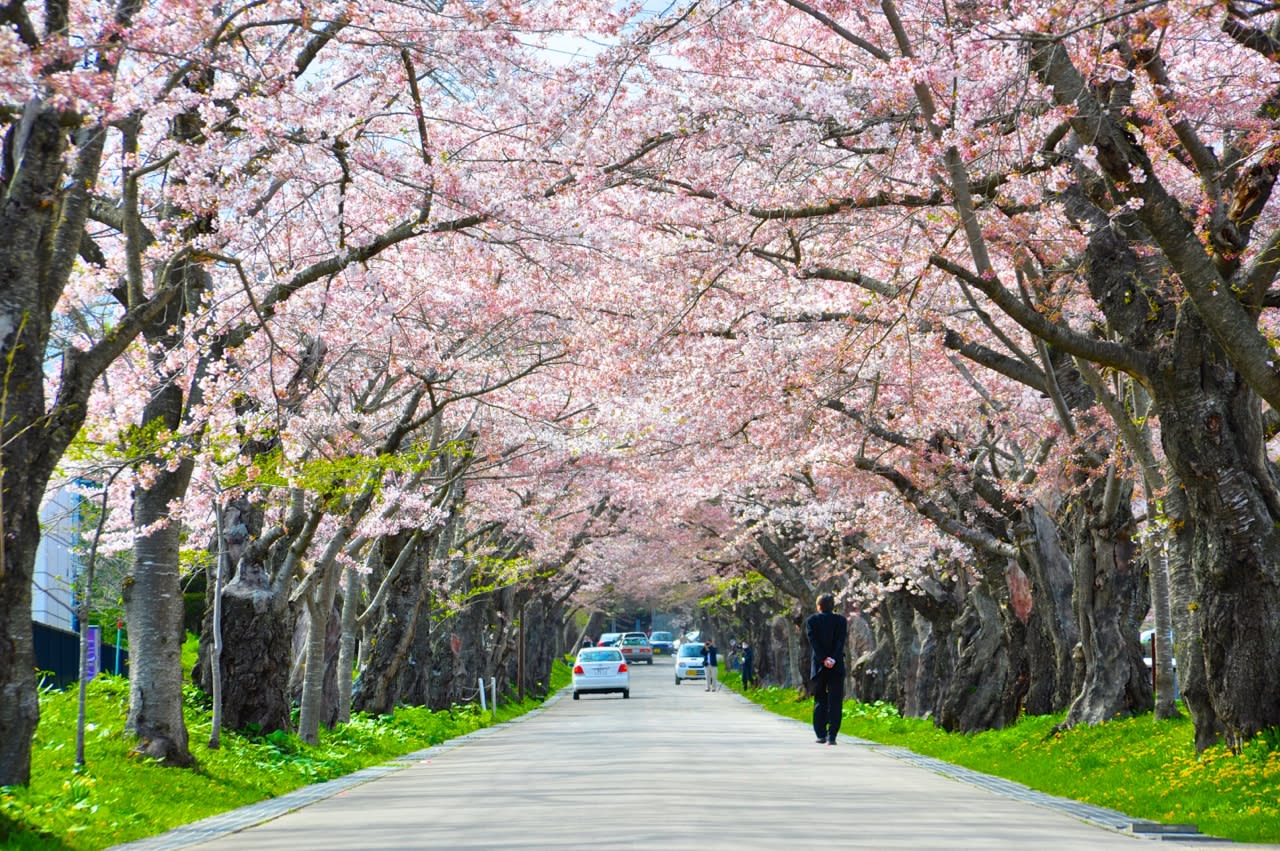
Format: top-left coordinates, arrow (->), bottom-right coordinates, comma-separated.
120,660 -> 1256,850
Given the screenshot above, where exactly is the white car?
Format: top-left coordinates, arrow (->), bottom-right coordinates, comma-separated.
617,632 -> 654,665
572,647 -> 630,699
674,642 -> 705,684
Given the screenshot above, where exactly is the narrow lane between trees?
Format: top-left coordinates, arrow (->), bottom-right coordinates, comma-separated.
121,661 -> 1253,850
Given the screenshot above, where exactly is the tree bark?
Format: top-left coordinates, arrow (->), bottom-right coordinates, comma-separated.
938,580 -> 1027,732
886,593 -> 923,716
1015,502 -> 1078,712
1062,475 -> 1153,726
352,535 -> 431,714
297,565 -> 342,743
1162,483 -> 1221,749
0,485 -> 43,785
850,604 -> 896,704
212,576 -> 293,732
900,575 -> 961,722
0,103 -> 122,785
124,457 -> 195,766
1030,32 -> 1280,750
1153,354 -> 1280,748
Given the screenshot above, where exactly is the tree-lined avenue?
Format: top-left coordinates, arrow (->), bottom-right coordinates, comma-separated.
164,662 -> 1219,850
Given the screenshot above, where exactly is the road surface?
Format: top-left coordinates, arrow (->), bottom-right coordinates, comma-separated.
117,658 -> 1254,850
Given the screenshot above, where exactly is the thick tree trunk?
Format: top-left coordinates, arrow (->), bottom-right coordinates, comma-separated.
296,568 -> 342,743
902,576 -> 961,722
429,605 -> 480,710
335,563 -> 362,725
0,107 -> 110,786
1153,327 -> 1280,748
352,540 -> 431,715
1162,484 -> 1220,748
0,491 -> 42,785
937,581 -> 1026,732
747,614 -> 785,687
1148,544 -> 1181,720
850,605 -> 896,704
1062,476 -> 1152,726
1016,503 -> 1078,711
521,593 -> 561,698
1066,183 -> 1279,748
393,598 -> 435,707
886,594 -> 924,716
125,460 -> 195,766
197,568 -> 293,732
197,495 -> 317,736
193,499 -> 296,734
784,610 -> 805,690
918,619 -> 953,721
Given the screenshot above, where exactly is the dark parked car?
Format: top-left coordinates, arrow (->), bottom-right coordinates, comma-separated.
596,632 -> 623,647
648,631 -> 675,655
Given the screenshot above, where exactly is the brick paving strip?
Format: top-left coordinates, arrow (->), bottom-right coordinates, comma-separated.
853,741 -> 1216,842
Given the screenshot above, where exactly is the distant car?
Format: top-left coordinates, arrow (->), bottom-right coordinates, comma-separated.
674,642 -> 705,684
572,647 -> 630,699
597,632 -> 623,647
617,632 -> 654,665
648,631 -> 675,655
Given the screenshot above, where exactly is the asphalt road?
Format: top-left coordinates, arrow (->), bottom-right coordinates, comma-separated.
123,658 -> 1257,850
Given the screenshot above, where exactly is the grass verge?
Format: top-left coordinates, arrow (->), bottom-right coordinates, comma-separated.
1,659 -> 570,850
720,670 -> 1280,844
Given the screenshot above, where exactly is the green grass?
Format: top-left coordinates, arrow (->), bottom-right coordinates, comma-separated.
720,670 -> 1280,844
1,659 -> 571,850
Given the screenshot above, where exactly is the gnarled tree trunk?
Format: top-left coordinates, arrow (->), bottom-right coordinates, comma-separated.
352,533 -> 431,714
194,551 -> 293,735
1015,502 -> 1078,713
1062,475 -> 1152,726
937,579 -> 1026,732
1153,347 -> 1280,749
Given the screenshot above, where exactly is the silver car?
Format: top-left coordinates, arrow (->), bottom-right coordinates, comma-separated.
572,647 -> 630,699
674,642 -> 705,684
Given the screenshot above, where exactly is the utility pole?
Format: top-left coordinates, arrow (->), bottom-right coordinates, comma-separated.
518,601 -> 526,702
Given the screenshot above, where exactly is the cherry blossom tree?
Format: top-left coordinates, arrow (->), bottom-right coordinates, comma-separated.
545,0 -> 1280,747
2,0 -> 629,780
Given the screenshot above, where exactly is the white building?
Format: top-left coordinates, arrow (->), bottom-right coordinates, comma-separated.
32,485 -> 80,631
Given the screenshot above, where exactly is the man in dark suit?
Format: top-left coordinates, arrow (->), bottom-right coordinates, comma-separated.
805,593 -> 847,746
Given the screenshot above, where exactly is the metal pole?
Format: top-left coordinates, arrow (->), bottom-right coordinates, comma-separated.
478,677 -> 487,713
1151,629 -> 1157,694
490,677 -> 497,719
518,602 -> 526,702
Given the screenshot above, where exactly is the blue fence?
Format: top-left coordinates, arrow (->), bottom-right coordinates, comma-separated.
33,621 -> 129,689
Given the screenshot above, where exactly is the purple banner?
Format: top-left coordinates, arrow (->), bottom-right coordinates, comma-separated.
86,625 -> 101,681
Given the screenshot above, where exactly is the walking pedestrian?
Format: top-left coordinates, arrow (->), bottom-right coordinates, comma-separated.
703,639 -> 719,692
741,642 -> 755,689
805,593 -> 847,745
